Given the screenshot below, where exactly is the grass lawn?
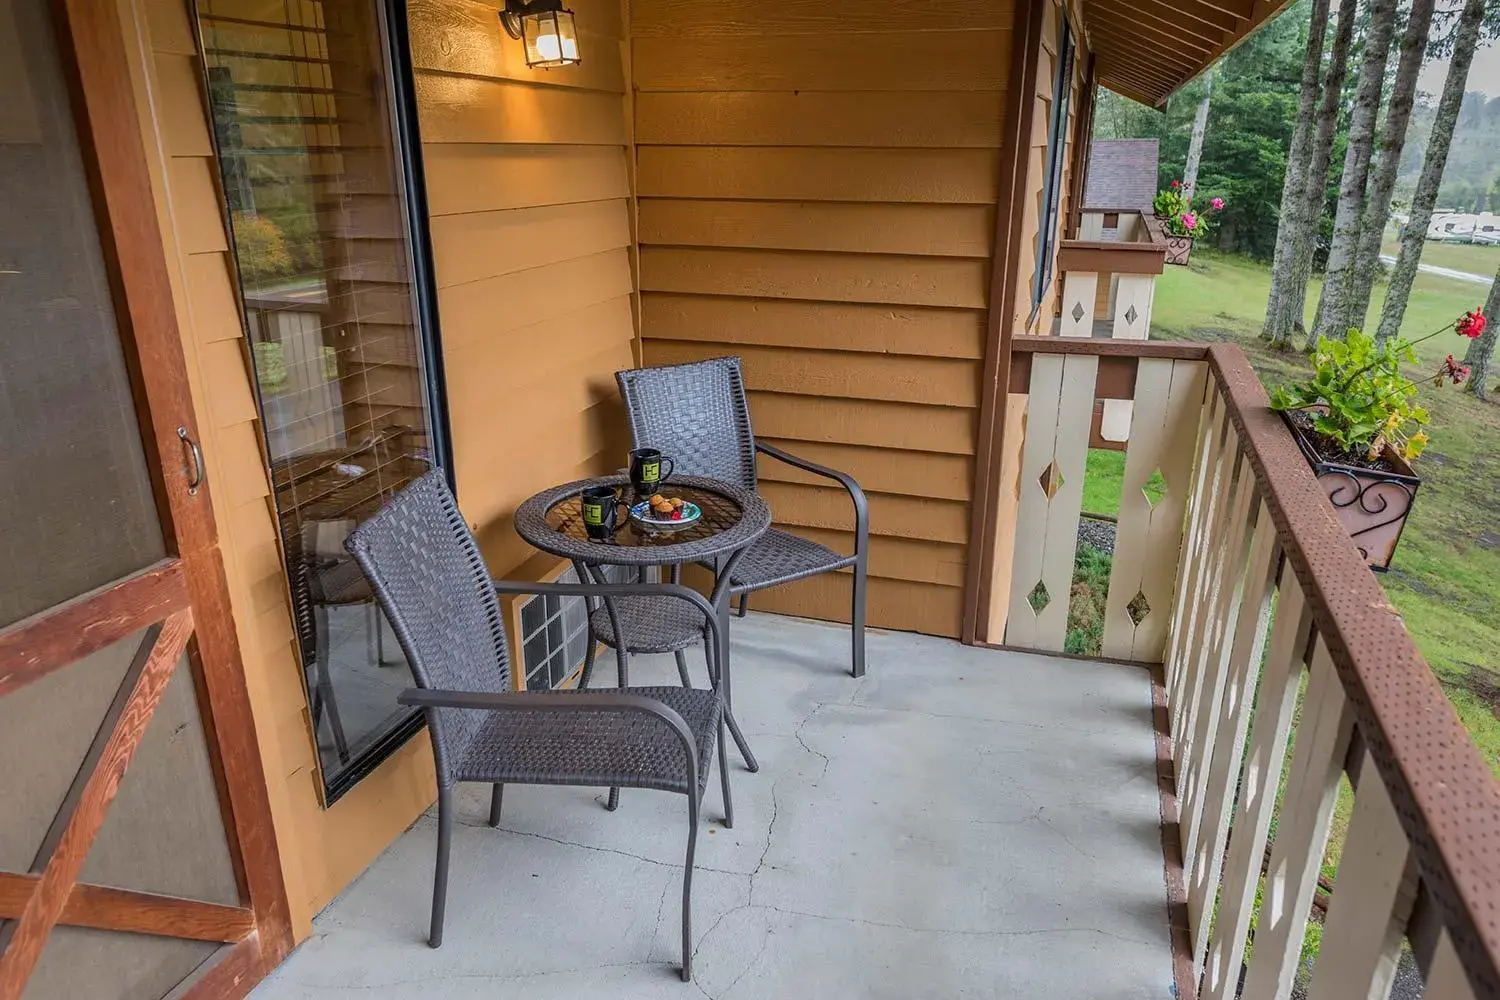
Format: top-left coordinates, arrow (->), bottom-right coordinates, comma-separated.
1380,233 -> 1500,278
1149,252 -> 1500,779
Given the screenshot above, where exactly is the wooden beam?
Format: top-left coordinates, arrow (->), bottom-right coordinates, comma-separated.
0,560 -> 188,698
0,610 -> 193,997
1093,28 -> 1202,74
1097,0 -> 1240,33
963,0 -> 1046,644
0,875 -> 254,944
1098,54 -> 1180,91
1057,241 -> 1167,275
1092,0 -> 1227,46
1089,6 -> 1217,56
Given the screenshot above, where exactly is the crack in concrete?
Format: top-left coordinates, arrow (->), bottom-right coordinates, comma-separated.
443,816 -> 749,878
792,705 -> 831,785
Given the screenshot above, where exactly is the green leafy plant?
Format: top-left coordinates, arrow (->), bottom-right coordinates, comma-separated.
1269,310 -> 1487,463
231,212 -> 293,286
1271,330 -> 1431,461
1153,180 -> 1187,219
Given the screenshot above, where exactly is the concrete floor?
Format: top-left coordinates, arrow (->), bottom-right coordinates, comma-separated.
252,613 -> 1175,999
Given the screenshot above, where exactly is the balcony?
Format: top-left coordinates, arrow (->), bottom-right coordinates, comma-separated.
248,339 -> 1500,999
250,617 -> 1173,997
1053,208 -> 1169,341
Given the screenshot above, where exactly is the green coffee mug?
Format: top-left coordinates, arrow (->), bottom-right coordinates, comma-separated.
629,448 -> 674,496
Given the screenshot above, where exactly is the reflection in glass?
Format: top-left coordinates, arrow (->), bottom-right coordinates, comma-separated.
195,0 -> 444,797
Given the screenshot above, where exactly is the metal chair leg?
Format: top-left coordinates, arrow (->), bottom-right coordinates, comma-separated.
717,717 -> 733,829
606,786 -> 620,811
851,556 -> 868,678
736,593 -> 749,618
488,783 -> 504,827
313,607 -> 350,762
708,627 -> 758,773
578,639 -> 596,690
675,649 -> 693,688
430,784 -> 452,948
680,788 -> 700,982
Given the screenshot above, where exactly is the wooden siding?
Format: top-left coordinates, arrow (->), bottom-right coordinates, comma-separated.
983,0 -> 1093,642
1014,0 -> 1089,337
410,0 -> 636,578
116,0 -> 441,937
632,2 -> 1012,637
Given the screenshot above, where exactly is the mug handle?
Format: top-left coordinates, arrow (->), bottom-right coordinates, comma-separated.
659,456 -> 674,483
610,496 -> 631,529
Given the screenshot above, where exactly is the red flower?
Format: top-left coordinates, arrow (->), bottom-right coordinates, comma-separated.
1437,354 -> 1471,386
1456,309 -> 1487,338
1171,179 -> 1181,188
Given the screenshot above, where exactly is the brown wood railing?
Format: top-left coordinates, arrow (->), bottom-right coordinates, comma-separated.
1003,336 -> 1500,998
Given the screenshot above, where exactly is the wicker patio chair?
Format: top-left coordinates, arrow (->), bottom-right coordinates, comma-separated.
344,470 -> 731,982
616,356 -> 869,676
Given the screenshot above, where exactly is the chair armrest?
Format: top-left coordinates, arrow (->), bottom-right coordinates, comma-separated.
397,688 -> 700,779
754,442 -> 869,549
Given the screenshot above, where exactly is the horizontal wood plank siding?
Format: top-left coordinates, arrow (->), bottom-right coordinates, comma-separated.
634,4 -> 1012,637
415,0 -> 636,573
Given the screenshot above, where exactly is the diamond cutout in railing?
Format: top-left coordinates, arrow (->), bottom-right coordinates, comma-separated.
1125,304 -> 1139,326
1072,302 -> 1086,322
1028,580 -> 1051,616
1038,461 -> 1065,501
1142,468 -> 1168,509
1126,590 -> 1151,626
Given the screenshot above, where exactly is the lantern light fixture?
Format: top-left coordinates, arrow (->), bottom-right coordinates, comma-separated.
499,0 -> 581,68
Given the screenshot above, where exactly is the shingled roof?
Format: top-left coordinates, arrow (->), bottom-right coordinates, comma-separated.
1083,139 -> 1160,212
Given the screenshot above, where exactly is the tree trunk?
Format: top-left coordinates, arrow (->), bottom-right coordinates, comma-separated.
1462,266 -> 1500,401
1262,0 -> 1334,344
1268,0 -> 1358,349
1183,65 -> 1216,202
1313,0 -> 1399,341
1345,0 -> 1437,327
1375,0 -> 1489,346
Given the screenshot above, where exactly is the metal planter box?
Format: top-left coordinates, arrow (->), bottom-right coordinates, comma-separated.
1281,411 -> 1421,571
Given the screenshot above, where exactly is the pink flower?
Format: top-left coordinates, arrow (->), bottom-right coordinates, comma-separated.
1181,211 -> 1198,231
1210,197 -> 1225,210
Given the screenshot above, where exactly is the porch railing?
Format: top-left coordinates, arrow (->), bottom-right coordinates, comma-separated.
1055,208 -> 1167,342
1004,337 -> 1500,998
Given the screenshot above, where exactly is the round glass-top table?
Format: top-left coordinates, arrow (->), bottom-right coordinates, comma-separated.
514,475 -> 770,567
514,474 -> 770,774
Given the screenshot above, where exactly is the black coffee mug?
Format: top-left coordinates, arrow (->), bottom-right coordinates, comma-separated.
580,485 -> 626,540
629,448 -> 674,496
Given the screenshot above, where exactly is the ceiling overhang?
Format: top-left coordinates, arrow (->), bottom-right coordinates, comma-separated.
1084,0 -> 1291,107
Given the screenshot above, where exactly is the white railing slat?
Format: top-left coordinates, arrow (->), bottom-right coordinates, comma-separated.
1103,359 -> 1208,661
1169,397 -> 1231,716
1173,432 -> 1247,750
1202,581 -> 1315,1000
1005,353 -> 1098,651
1181,504 -> 1278,920
1111,273 -> 1155,340
1305,749 -> 1418,1000
1165,389 -> 1221,693
1241,640 -> 1356,1000
1060,269 -> 1098,339
1424,932 -> 1480,1000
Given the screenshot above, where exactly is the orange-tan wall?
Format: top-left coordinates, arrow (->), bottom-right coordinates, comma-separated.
987,0 -> 1092,641
115,0 -> 639,937
116,0 -> 439,936
630,0 -> 1014,638
409,0 -> 637,577
112,0 -> 1091,937
1014,0 -> 1090,337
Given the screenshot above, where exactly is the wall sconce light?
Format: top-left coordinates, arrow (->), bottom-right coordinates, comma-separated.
499,0 -> 580,68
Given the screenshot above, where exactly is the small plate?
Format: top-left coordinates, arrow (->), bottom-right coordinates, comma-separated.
628,499 -> 702,533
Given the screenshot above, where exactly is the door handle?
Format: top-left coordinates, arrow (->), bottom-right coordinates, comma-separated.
178,427 -> 205,495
